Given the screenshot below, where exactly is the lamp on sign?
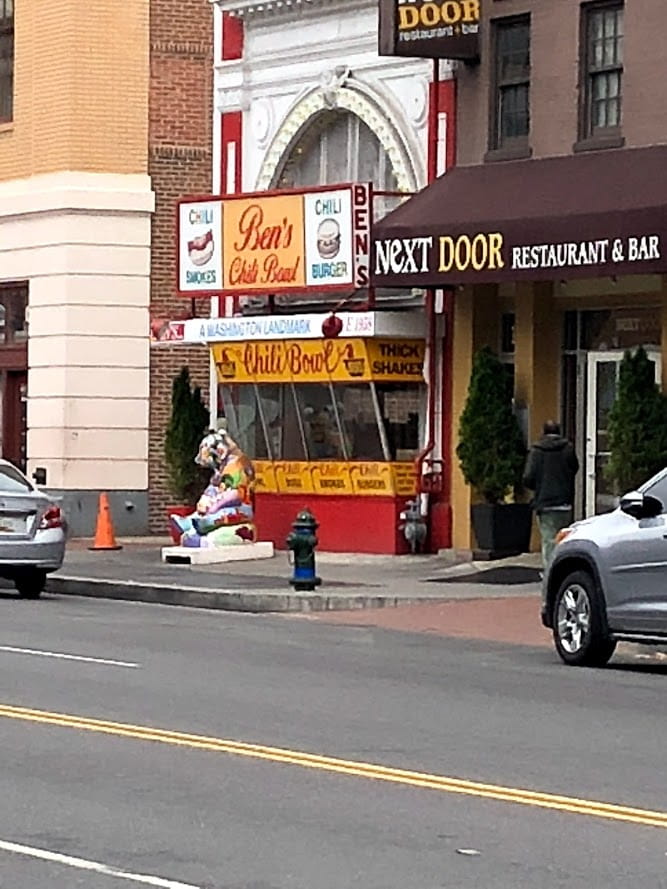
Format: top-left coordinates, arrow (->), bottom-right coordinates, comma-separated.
322,314 -> 343,338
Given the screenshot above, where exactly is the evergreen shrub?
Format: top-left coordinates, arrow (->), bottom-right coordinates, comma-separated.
457,346 -> 526,504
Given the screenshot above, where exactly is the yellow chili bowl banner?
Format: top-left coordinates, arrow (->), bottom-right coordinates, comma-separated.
392,463 -> 419,496
254,461 -> 417,497
309,462 -> 354,495
349,461 -> 394,495
365,339 -> 425,382
253,461 -> 278,495
272,462 -> 314,495
212,339 -> 424,384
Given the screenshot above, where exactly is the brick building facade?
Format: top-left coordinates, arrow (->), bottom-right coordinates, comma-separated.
372,0 -> 667,552
148,0 -> 213,530
0,0 -> 215,536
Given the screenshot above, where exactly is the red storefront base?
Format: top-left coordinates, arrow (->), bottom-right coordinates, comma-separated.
255,493 -> 417,554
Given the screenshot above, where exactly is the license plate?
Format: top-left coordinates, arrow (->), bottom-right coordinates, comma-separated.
0,514 -> 27,534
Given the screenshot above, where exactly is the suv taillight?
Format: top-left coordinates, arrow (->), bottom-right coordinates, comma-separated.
39,506 -> 63,530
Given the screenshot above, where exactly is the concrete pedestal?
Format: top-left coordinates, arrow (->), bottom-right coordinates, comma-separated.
161,542 -> 275,565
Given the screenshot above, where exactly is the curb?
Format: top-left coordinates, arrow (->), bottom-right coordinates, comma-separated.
46,574 -> 458,614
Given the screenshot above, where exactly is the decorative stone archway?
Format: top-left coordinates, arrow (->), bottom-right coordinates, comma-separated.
255,79 -> 422,193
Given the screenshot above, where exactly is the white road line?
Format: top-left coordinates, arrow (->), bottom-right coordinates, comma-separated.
0,645 -> 139,668
0,839 -> 200,889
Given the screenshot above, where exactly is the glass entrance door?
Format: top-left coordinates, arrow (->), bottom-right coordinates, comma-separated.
585,350 -> 661,516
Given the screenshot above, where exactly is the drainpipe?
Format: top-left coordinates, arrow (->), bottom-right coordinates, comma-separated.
414,58 -> 440,503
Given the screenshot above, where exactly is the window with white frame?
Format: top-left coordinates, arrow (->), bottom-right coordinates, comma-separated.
581,2 -> 624,139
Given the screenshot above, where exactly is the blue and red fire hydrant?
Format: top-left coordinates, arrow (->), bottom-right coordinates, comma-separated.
286,508 -> 321,592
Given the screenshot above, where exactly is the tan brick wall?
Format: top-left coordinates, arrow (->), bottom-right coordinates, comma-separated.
148,0 -> 213,530
0,0 -> 149,180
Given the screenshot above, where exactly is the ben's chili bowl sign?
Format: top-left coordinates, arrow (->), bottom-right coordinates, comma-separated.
177,184 -> 371,296
224,193 -> 306,291
178,201 -> 224,293
372,228 -> 666,285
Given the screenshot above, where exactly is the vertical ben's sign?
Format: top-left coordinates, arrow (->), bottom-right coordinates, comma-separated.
379,0 -> 480,61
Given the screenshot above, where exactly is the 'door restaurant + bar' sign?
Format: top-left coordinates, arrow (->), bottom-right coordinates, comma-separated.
378,0 -> 480,61
372,227 -> 665,286
370,145 -> 667,286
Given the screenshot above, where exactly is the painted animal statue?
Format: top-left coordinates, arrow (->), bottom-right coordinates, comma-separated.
170,429 -> 256,548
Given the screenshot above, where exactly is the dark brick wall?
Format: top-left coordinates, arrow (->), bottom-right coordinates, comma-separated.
148,0 -> 213,530
456,0 -> 666,165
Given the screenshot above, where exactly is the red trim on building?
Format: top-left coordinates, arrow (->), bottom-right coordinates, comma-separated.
425,76 -> 457,551
220,111 -> 243,196
221,12 -> 244,61
427,78 -> 457,177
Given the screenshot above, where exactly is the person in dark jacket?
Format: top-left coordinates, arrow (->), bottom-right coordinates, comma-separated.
524,420 -> 579,568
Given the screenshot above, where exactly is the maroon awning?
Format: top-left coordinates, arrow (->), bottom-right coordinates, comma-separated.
371,145 -> 667,287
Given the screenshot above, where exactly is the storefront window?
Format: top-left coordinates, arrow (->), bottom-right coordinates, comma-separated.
294,383 -> 348,460
580,308 -> 660,350
218,384 -> 270,459
219,381 -> 424,463
377,384 -> 422,461
342,384 -> 385,461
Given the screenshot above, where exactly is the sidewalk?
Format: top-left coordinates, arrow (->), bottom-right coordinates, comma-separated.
45,538 -> 543,613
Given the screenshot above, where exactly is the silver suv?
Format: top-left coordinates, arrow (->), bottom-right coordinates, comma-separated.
543,466 -> 667,666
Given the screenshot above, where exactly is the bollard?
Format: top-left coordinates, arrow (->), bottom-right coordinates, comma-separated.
286,507 -> 321,592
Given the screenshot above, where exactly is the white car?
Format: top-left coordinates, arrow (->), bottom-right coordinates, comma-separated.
543,466 -> 667,666
0,460 -> 67,598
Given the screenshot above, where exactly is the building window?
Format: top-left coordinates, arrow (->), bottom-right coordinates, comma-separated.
275,110 -> 398,194
0,282 -> 27,345
0,0 -> 13,122
581,3 -> 624,139
491,17 -> 531,151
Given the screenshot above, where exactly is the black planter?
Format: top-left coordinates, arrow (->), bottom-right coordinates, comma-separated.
470,503 -> 533,557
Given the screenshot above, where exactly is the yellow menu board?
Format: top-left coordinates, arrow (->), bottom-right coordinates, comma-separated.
254,461 -> 417,497
212,338 -> 425,384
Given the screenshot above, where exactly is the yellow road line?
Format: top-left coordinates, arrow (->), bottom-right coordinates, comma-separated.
1,702 -> 665,829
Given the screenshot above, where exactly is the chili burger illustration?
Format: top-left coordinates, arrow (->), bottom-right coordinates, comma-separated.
316,218 -> 341,259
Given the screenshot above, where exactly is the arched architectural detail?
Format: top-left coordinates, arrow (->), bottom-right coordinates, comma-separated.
255,81 -> 422,193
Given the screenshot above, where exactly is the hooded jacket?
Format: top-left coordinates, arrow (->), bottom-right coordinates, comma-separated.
523,434 -> 579,512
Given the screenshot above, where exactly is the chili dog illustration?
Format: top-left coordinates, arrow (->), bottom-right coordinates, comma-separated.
188,229 -> 214,267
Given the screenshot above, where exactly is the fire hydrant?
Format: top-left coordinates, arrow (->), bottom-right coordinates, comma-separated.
286,507 -> 322,592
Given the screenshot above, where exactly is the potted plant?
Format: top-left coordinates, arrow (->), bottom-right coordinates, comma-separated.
164,366 -> 211,543
456,346 -> 531,555
607,346 -> 667,496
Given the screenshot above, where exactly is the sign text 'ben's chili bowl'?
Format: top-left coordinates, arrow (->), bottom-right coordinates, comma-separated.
177,184 -> 371,297
372,228 -> 666,285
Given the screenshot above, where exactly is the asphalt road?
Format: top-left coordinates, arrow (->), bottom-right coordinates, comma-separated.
2,592 -> 667,889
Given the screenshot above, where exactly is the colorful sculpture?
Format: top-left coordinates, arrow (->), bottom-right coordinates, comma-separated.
170,429 -> 256,548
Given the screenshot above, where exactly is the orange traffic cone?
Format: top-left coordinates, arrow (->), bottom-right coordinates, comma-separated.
88,493 -> 122,551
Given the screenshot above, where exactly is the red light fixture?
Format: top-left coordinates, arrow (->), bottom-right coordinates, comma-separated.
321,313 -> 343,338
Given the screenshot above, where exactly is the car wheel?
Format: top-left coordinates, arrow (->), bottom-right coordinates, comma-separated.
15,569 -> 47,599
553,570 -> 616,667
